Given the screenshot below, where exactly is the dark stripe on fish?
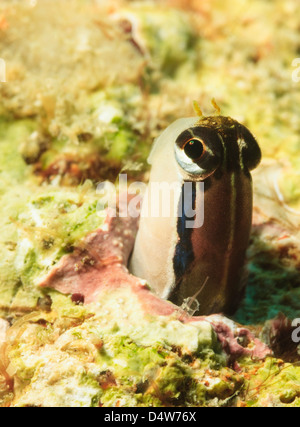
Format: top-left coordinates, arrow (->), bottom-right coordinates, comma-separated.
172,182 -> 196,285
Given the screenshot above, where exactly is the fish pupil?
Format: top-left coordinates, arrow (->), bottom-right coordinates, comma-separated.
184,139 -> 204,160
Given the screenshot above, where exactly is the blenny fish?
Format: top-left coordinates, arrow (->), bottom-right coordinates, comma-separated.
129,111 -> 261,315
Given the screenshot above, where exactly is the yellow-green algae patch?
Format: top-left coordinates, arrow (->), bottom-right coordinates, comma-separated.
1,295 -> 243,407
0,120 -> 105,315
2,291 -> 298,407
237,358 -> 300,407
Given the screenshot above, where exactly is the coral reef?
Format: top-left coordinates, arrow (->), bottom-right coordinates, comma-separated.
0,0 -> 299,407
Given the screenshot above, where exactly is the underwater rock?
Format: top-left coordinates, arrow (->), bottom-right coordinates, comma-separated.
39,204 -> 271,361
0,0 -> 300,407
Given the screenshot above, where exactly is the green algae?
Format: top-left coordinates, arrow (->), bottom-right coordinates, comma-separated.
0,118 -> 105,315
238,358 -> 300,407
0,0 -> 300,408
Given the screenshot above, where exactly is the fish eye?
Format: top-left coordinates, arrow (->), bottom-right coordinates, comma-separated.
183,138 -> 204,161
175,126 -> 223,180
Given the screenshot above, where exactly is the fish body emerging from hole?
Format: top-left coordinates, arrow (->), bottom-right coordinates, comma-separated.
129,114 -> 261,315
